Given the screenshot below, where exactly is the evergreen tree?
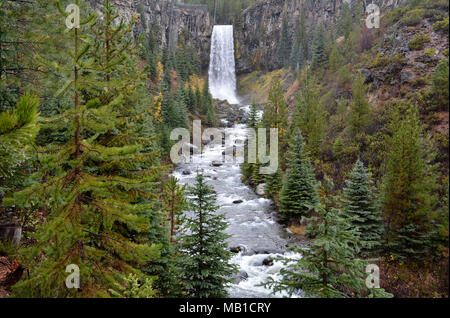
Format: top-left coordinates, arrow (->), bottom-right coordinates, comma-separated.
290,27 -> 304,72
311,24 -> 328,69
432,58 -> 449,111
265,168 -> 282,201
267,179 -> 392,298
248,102 -> 259,129
349,73 -> 371,142
291,70 -> 324,158
164,176 -> 187,243
298,10 -> 309,62
202,79 -> 216,126
343,160 -> 384,257
279,130 -> 319,220
179,172 -> 236,298
5,0 -> 161,297
382,105 -> 439,262
328,43 -> 343,73
278,14 -> 291,67
0,93 -> 39,179
262,77 -> 288,144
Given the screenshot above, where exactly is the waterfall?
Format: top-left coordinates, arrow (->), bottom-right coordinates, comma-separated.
208,25 -> 240,104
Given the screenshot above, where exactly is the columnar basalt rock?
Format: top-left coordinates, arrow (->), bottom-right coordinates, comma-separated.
89,0 -> 213,68
234,0 -> 408,74
88,0 -> 407,73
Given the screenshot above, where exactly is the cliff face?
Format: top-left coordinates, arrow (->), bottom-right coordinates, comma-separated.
89,0 -> 213,68
234,0 -> 408,74
88,0 -> 409,73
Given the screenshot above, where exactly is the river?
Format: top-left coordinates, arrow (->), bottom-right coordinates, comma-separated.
172,25 -> 303,298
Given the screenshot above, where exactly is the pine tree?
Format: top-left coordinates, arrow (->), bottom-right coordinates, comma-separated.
349,72 -> 371,142
278,14 -> 291,67
265,168 -> 282,201
179,172 -> 236,298
202,78 -> 216,126
328,43 -> 343,73
311,24 -> 328,69
248,102 -> 259,129
279,130 -> 319,221
298,10 -> 309,62
343,160 -> 383,257
164,176 -> 186,243
382,104 -> 439,262
267,179 -> 392,298
291,69 -> 324,159
262,77 -> 288,144
0,93 -> 39,178
432,58 -> 449,111
290,26 -> 304,72
5,1 -> 161,297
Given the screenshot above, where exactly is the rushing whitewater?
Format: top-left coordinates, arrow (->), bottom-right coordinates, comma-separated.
208,25 -> 240,104
172,24 -> 303,298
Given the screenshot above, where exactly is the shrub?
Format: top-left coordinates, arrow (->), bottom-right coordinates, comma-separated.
408,34 -> 431,50
433,17 -> 449,34
401,9 -> 426,26
424,48 -> 437,56
432,58 -> 449,110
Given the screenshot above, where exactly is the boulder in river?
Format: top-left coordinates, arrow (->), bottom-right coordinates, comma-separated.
212,160 -> 223,167
182,170 -> 191,175
262,257 -> 274,266
232,271 -> 249,284
230,246 -> 242,253
233,199 -> 244,204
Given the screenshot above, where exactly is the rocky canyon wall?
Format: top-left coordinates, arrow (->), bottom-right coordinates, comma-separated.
89,0 -> 213,68
88,0 -> 408,73
235,0 -> 408,74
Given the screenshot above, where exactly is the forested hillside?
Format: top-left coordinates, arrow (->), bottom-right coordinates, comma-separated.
240,0 -> 449,297
0,0 -> 216,298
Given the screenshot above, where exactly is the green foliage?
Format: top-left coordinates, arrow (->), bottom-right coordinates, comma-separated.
343,160 -> 384,257
178,172 -> 237,298
349,73 -> 371,144
267,179 -> 392,298
265,168 -> 282,201
431,58 -> 449,111
433,17 -> 449,33
6,0 -> 163,297
279,130 -> 319,220
262,77 -> 289,144
0,93 -> 39,177
408,34 -> 431,50
109,273 -> 156,298
382,105 -> 439,262
311,24 -> 328,69
291,70 -> 325,158
278,14 -> 291,67
290,27 -> 305,72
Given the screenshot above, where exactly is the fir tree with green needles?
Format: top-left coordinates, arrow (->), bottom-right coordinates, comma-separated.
343,160 -> 383,257
266,179 -> 392,298
279,129 -> 319,221
278,14 -> 291,67
311,24 -> 328,70
382,104 -> 439,262
5,0 -> 161,297
179,172 -> 237,298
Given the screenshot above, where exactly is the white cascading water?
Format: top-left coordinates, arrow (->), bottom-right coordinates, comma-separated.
208,25 -> 240,104
173,25 -> 303,298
